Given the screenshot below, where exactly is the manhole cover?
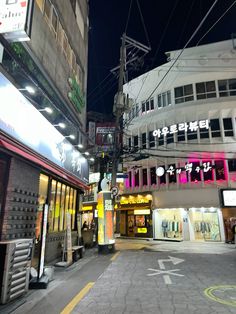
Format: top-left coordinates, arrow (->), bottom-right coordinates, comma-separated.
205,285 -> 236,307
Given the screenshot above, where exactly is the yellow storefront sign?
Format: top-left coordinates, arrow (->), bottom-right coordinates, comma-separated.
137,228 -> 147,233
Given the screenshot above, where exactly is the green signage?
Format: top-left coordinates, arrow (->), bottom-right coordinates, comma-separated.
68,77 -> 85,113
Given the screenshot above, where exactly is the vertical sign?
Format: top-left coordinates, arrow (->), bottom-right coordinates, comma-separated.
38,204 -> 48,279
66,211 -> 73,264
97,191 -> 115,245
88,121 -> 96,144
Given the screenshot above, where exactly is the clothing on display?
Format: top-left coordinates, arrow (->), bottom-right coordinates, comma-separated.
161,219 -> 182,238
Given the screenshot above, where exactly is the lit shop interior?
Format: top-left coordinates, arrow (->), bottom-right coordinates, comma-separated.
153,207 -> 224,242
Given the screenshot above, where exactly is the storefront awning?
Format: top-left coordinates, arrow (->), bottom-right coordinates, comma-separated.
0,137 -> 88,190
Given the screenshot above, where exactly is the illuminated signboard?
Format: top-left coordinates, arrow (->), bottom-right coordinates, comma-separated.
134,209 -> 150,215
0,73 -> 89,184
97,191 -> 114,245
221,190 -> 236,207
137,228 -> 147,233
0,0 -> 34,42
153,120 -> 209,138
120,195 -> 152,205
68,77 -> 85,113
156,162 -> 214,177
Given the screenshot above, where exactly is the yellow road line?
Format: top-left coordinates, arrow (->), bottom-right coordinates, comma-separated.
61,282 -> 94,314
110,251 -> 120,261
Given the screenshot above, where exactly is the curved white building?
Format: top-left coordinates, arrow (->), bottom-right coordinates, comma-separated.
120,38 -> 236,243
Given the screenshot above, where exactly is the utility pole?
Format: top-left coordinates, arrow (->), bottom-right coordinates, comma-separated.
111,34 -> 150,234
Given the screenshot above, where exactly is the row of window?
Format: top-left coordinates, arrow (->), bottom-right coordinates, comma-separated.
127,160 -> 236,187
127,118 -> 234,149
126,78 -> 236,119
36,0 -> 84,90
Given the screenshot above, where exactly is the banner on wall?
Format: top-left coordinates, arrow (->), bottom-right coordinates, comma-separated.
97,191 -> 115,245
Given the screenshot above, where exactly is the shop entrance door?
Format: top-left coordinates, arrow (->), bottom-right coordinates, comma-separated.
127,214 -> 135,237
189,209 -> 221,242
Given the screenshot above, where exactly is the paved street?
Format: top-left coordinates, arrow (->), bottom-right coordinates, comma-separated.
73,239 -> 236,314
1,239 -> 236,314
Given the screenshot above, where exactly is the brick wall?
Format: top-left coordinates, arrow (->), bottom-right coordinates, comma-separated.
1,157 -> 40,240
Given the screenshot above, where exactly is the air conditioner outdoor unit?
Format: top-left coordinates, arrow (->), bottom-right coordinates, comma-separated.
0,239 -> 33,304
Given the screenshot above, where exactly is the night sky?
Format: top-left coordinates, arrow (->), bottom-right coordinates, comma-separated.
87,0 -> 236,114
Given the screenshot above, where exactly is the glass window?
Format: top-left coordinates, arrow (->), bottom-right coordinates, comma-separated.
150,98 -> 154,110
203,161 -> 213,181
223,118 -> 233,136
168,164 -> 176,183
142,102 -> 145,113
150,167 -> 156,185
200,127 -> 209,139
142,133 -> 146,149
196,81 -> 216,99
228,160 -> 236,172
134,135 -> 139,148
135,104 -> 139,116
149,131 -> 155,148
160,167 -> 166,184
187,128 -> 197,140
59,184 -> 66,231
142,169 -> 148,185
190,162 -> 201,182
210,119 -> 221,138
167,133 -> 174,144
54,182 -> 62,231
157,91 -> 171,108
146,100 -> 150,111
215,160 -> 225,180
178,130 -> 185,142
49,180 -> 56,232
128,171 -> 132,187
64,186 -> 70,230
175,84 -> 193,104
219,79 -> 236,97
134,170 -> 139,187
158,134 -> 164,146
128,137 -> 131,148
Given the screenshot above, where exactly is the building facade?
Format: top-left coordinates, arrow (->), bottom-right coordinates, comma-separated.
0,0 -> 89,274
122,38 -> 236,242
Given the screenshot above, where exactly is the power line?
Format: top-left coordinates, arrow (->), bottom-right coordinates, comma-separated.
124,0 -> 219,128
125,0 -> 133,33
136,0 -> 151,48
196,0 -> 236,46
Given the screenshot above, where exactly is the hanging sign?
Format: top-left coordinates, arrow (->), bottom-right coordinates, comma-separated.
153,119 -> 209,138
0,0 -> 34,42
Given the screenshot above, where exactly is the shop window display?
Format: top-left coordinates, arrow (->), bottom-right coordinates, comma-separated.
189,209 -> 220,241
154,209 -> 183,240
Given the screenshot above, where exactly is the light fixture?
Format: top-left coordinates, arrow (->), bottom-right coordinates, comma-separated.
89,157 -> 95,162
53,123 -> 66,129
84,151 -> 89,156
77,144 -> 84,149
19,85 -> 35,94
65,134 -> 75,140
38,107 -> 53,114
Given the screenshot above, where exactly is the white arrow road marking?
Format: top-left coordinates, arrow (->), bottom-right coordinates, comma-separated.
147,268 -> 184,277
158,256 -> 185,270
147,268 -> 184,284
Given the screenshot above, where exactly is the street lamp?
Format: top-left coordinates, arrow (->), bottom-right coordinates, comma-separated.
19,85 -> 36,94
64,134 -> 76,140
53,123 -> 66,129
38,107 -> 53,114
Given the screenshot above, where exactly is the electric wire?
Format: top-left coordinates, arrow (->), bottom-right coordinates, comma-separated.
87,72 -> 113,98
124,0 -> 219,128
125,0 -> 133,33
136,0 -> 151,48
196,0 -> 236,46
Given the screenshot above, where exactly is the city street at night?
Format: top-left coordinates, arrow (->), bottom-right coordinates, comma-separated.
1,239 -> 236,314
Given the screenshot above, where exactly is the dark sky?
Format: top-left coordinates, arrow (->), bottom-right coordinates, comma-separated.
87,0 -> 236,114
